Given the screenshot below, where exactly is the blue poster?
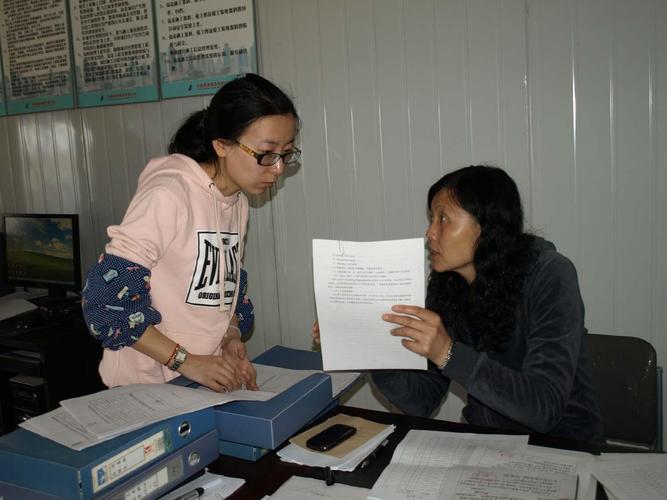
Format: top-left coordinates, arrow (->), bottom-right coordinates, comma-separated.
0,0 -> 75,115
69,0 -> 159,107
155,0 -> 257,99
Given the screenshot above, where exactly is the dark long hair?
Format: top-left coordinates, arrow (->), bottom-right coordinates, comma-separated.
168,73 -> 300,163
426,165 -> 535,352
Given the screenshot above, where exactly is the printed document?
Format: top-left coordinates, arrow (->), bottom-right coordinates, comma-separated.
587,452 -> 667,500
368,430 -> 578,500
313,238 -> 427,371
254,363 -> 360,398
22,383 -> 273,449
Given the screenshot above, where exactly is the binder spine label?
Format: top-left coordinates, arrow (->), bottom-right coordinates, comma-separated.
92,429 -> 169,493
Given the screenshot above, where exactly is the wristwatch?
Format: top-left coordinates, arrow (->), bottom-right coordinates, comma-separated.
169,345 -> 188,371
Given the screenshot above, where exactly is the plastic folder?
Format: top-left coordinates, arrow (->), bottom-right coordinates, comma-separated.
0,407 -> 216,499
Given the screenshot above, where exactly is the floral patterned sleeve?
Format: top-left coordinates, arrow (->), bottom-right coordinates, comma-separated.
81,253 -> 162,350
235,268 -> 255,341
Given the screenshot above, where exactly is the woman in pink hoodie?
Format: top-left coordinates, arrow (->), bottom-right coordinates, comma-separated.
82,74 -> 300,392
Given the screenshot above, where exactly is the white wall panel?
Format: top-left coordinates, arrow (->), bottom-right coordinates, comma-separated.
654,0 -> 667,374
0,0 -> 665,434
527,0 -> 577,261
611,0 -> 654,340
574,0 -> 614,336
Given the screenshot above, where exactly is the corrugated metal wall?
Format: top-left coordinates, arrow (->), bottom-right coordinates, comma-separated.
0,0 -> 665,424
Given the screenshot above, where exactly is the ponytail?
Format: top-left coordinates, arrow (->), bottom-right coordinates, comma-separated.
168,74 -> 300,163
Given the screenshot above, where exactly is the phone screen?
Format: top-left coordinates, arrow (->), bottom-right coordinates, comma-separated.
306,423 -> 357,451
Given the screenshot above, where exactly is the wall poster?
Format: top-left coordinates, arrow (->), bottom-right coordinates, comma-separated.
155,0 -> 257,98
69,0 -> 159,107
0,0 -> 75,115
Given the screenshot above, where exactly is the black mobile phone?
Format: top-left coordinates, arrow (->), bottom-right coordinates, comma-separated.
306,424 -> 357,452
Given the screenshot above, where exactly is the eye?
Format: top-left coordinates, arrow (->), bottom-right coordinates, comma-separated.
439,213 -> 448,223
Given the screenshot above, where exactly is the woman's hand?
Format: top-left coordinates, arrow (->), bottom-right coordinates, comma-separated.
178,353 -> 243,392
221,328 -> 259,390
383,304 -> 453,367
312,321 -> 320,344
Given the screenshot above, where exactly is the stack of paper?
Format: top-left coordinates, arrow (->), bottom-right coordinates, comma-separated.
278,414 -> 396,471
20,383 -> 274,450
368,430 -> 588,500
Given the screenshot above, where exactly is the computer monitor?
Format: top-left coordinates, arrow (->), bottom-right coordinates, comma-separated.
1,213 -> 81,299
0,231 -> 15,297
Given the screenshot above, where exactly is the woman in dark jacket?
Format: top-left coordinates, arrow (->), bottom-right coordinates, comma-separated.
372,165 -> 603,442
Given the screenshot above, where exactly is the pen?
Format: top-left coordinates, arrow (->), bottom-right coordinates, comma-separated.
174,486 -> 204,500
359,438 -> 390,471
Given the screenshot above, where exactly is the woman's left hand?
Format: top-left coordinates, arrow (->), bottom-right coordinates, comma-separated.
222,328 -> 259,390
383,304 -> 453,367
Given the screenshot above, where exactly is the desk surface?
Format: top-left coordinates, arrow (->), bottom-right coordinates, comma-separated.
208,405 -> 613,499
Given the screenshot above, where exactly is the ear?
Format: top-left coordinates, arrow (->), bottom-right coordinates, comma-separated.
473,221 -> 482,246
212,139 -> 232,159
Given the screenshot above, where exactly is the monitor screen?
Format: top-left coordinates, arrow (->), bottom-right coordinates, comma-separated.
2,214 -> 81,297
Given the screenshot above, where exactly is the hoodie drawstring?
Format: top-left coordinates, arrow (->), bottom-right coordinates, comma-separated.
209,182 -> 243,314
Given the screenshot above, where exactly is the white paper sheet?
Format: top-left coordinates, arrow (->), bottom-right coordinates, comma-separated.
368,430 -> 535,500
587,452 -> 667,500
21,385 -> 274,449
19,406 -> 100,450
159,471 -> 245,500
0,297 -> 37,321
371,465 -> 575,500
266,476 -> 370,499
254,364 -> 316,394
254,363 -> 360,399
278,425 -> 395,471
312,238 -> 427,371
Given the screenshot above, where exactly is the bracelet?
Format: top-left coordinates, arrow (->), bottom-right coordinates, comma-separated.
164,343 -> 180,367
437,341 -> 457,370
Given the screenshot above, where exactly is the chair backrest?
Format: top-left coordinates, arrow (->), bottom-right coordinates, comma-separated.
586,333 -> 661,450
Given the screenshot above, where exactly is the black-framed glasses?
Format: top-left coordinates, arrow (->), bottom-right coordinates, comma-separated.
235,140 -> 301,167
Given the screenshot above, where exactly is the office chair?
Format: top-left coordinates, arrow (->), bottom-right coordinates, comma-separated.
586,333 -> 663,451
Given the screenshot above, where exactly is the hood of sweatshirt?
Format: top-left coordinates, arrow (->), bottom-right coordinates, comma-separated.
108,153 -> 247,314
138,153 -> 242,208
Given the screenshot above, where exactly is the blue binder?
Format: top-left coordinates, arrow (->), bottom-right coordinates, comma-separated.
0,407 -> 216,499
223,345 -> 356,459
99,429 -> 218,500
170,346 -> 360,460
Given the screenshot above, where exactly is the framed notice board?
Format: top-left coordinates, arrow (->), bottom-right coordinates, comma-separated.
69,0 -> 159,107
0,0 -> 75,114
155,0 -> 257,98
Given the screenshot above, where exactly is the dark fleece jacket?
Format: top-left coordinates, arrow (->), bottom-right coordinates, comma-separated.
371,237 -> 603,443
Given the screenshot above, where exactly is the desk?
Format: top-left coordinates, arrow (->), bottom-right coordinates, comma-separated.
209,405 -> 615,499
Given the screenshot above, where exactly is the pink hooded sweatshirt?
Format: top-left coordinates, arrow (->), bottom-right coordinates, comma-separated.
99,154 -> 249,387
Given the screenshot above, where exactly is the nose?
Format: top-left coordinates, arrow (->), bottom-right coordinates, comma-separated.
426,220 -> 436,241
270,158 -> 286,175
